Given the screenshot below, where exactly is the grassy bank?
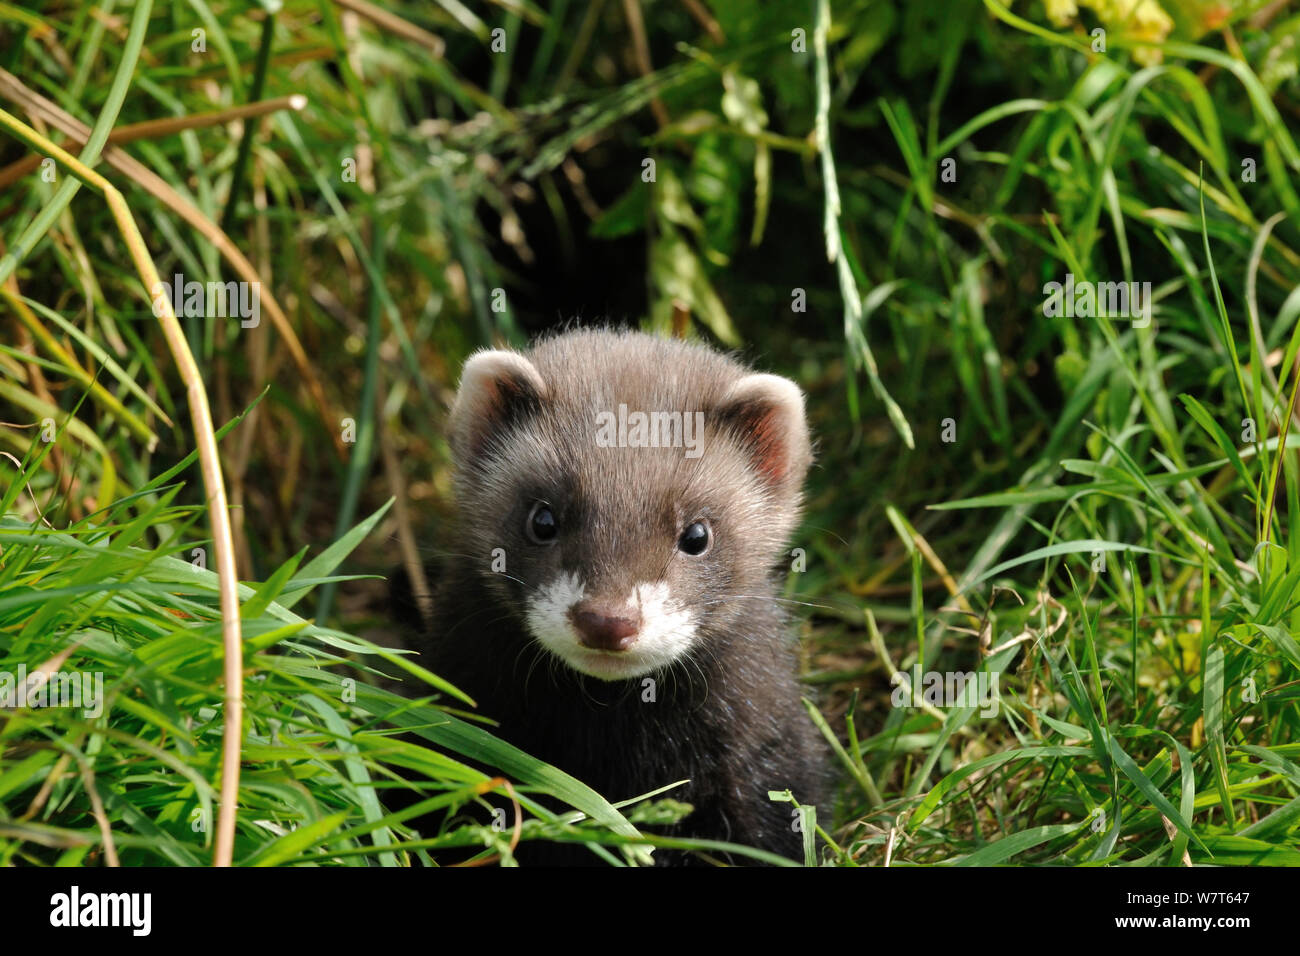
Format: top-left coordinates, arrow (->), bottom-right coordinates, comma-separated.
1,0 -> 1299,865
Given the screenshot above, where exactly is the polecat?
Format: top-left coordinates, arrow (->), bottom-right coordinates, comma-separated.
398,328 -> 827,864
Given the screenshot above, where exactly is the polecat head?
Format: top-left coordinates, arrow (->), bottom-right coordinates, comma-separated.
447,329 -> 812,681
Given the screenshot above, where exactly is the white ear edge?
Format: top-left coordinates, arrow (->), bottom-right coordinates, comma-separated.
719,372 -> 811,487
722,373 -> 806,423
449,350 -> 547,457
456,350 -> 546,403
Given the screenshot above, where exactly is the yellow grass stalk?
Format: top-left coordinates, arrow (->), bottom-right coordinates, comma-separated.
0,94 -> 307,190
0,106 -> 244,867
0,68 -> 345,458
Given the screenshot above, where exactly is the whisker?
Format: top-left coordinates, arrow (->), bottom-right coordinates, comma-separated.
692,593 -> 842,613
378,537 -> 545,595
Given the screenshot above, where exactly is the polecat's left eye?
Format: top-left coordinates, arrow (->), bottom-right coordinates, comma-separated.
678,520 -> 711,556
527,502 -> 557,544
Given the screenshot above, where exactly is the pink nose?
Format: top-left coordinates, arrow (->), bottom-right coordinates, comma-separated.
570,604 -> 640,651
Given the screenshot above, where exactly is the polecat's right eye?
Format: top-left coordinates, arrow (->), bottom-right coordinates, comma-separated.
677,520 -> 711,556
526,501 -> 557,544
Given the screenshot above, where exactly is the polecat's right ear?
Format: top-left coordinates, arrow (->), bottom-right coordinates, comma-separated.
449,350 -> 547,461
717,372 -> 812,494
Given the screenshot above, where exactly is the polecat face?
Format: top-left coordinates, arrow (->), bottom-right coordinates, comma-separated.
447,330 -> 811,682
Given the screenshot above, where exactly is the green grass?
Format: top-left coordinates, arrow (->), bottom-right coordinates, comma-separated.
2,0 -> 1299,865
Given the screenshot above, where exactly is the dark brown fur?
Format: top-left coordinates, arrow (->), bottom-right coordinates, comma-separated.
396,328 -> 828,865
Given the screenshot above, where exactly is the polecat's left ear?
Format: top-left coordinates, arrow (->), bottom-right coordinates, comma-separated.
449,349 -> 547,462
717,372 -> 812,490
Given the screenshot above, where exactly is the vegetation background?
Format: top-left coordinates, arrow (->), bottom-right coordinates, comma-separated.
2,0 -> 1300,866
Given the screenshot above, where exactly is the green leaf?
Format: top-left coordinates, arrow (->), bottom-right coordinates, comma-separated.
353,684 -> 641,843
1107,734 -> 1208,855
280,499 -> 394,611
242,547 -> 307,619
243,812 -> 351,867
952,822 -> 1086,866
